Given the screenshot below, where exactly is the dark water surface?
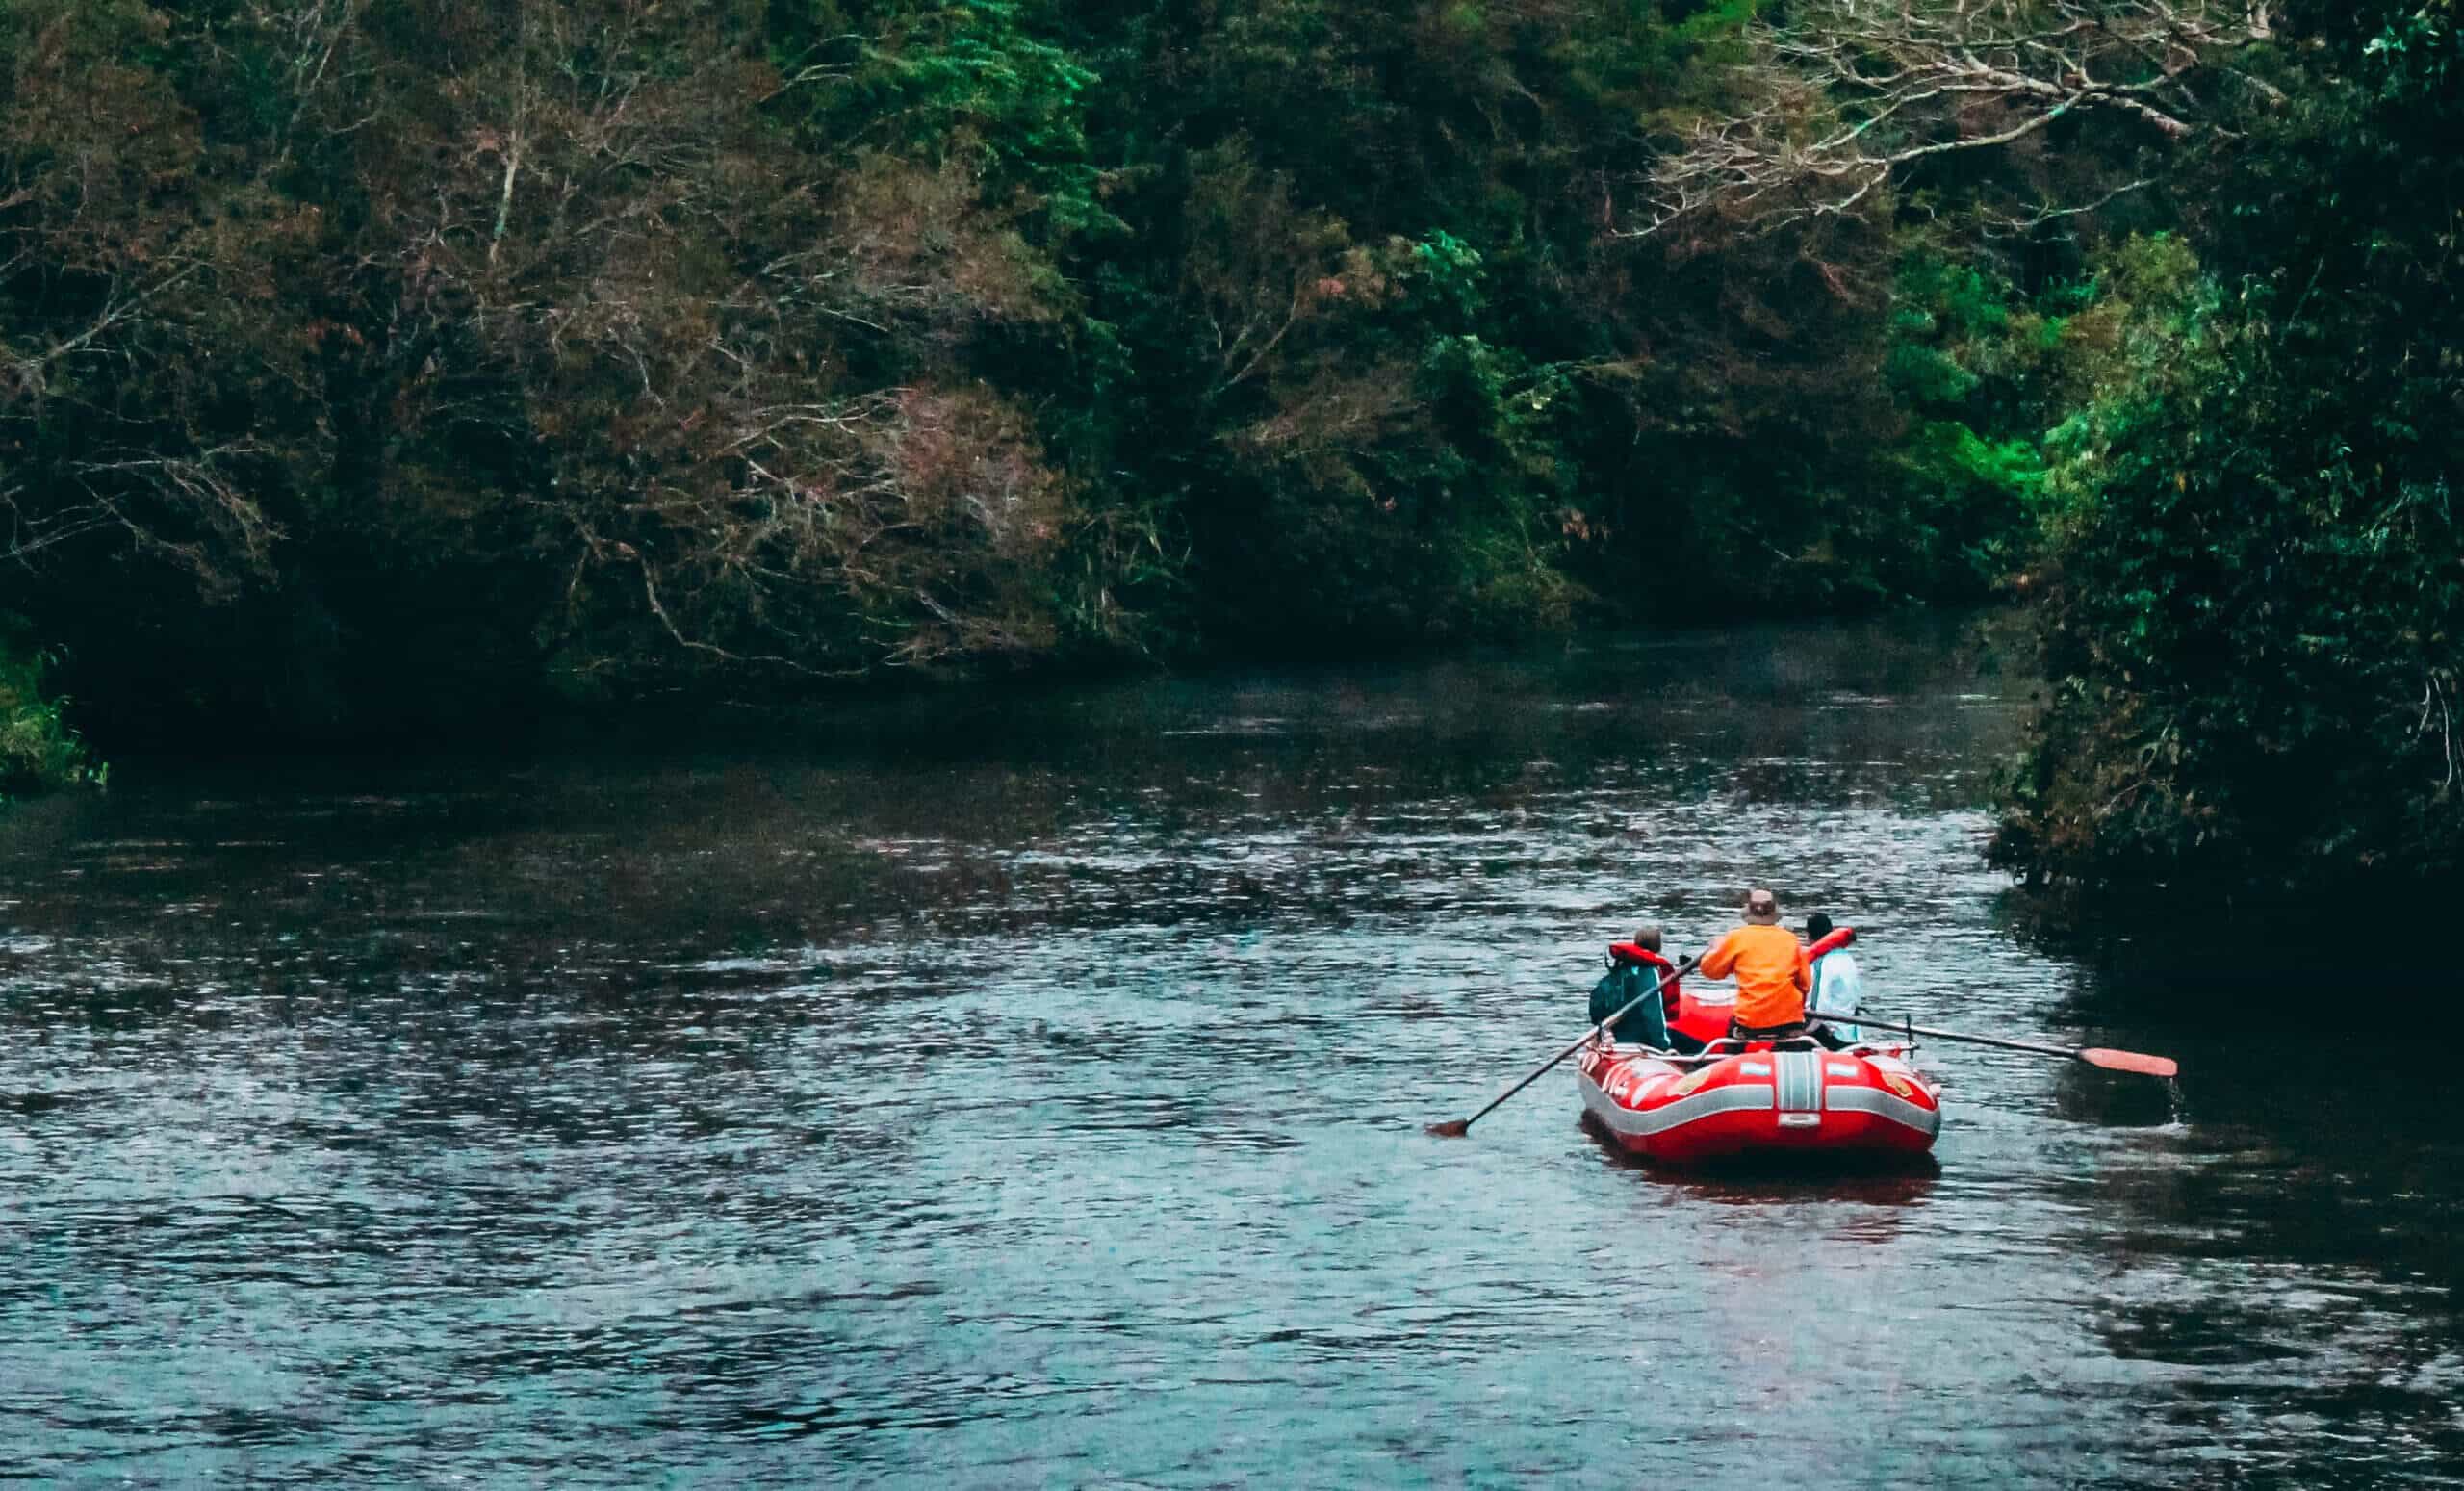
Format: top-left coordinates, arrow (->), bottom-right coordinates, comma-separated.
4,625 -> 2459,1487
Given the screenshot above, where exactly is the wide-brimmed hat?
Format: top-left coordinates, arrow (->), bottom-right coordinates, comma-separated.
1743,887 -> 1780,925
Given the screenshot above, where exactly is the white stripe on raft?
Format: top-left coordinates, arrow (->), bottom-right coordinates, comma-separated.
1578,1069 -> 1941,1140
1580,1079 -> 1773,1136
1777,1050 -> 1821,1113
1819,1086 -> 1943,1137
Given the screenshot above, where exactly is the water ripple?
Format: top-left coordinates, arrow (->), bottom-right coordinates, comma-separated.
3,625 -> 2454,1486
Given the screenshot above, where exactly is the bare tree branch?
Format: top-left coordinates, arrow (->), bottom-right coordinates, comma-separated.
1634,1 -> 2277,235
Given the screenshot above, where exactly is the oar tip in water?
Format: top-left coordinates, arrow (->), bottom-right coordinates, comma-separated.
1425,1118 -> 1473,1139
2081,1048 -> 2179,1079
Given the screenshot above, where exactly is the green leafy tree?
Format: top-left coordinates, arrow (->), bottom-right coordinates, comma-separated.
1996,2 -> 2464,894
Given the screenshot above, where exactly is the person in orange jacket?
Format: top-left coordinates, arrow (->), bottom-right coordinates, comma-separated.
1696,887 -> 1811,1040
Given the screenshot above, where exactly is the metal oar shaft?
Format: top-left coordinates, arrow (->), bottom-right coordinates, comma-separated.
1812,1011 -> 2064,1057
1443,956 -> 1698,1136
1815,1010 -> 2176,1075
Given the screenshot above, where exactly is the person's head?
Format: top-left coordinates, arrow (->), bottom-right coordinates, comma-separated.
1743,887 -> 1780,925
1806,912 -> 1834,940
1631,923 -> 1663,953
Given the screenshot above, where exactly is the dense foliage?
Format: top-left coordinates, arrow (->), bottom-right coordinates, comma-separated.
1989,2 -> 2464,894
0,0 -> 1991,749
4,0 -> 2458,907
1631,0 -> 2464,900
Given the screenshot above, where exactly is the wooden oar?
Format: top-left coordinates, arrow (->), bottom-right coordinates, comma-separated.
1817,1009 -> 2178,1078
1429,956 -> 1699,1138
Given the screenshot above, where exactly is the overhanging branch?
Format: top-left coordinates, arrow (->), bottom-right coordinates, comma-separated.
1633,1 -> 2276,235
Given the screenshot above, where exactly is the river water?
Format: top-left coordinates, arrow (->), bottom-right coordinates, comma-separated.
2,624 -> 2458,1487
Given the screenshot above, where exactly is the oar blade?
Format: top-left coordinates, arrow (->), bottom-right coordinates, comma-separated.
1426,1118 -> 1473,1139
2080,1047 -> 2178,1079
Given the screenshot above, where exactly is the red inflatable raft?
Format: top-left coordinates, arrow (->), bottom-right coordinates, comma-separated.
1576,964 -> 1942,1165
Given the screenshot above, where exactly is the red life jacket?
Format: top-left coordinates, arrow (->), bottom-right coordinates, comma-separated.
1807,926 -> 1856,963
1607,941 -> 1681,1006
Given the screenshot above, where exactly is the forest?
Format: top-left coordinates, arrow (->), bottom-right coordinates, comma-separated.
3,0 -> 2459,902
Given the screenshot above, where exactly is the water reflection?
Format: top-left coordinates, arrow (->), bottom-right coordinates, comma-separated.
2,621 -> 2454,1485
1580,1117 -> 1943,1203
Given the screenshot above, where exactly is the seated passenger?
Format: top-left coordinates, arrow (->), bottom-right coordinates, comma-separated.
1590,923 -> 1680,1047
1698,887 -> 1811,1042
1805,911 -> 1864,1046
